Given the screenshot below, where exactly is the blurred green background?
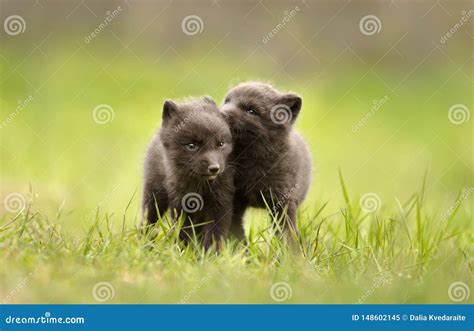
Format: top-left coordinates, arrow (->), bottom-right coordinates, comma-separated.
0,0 -> 472,303
1,0 -> 471,225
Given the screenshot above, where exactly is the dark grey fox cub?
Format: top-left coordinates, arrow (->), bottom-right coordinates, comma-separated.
142,97 -> 234,249
221,82 -> 311,239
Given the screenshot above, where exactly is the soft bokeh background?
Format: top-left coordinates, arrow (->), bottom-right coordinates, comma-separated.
0,0 -> 472,303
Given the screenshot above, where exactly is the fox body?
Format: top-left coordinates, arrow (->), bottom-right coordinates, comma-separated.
142,97 -> 234,248
221,82 -> 311,238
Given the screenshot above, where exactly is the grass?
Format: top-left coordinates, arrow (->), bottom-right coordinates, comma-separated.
0,27 -> 472,303
1,171 -> 471,304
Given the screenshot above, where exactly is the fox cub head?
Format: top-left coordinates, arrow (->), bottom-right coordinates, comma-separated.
221,81 -> 302,143
160,97 -> 233,181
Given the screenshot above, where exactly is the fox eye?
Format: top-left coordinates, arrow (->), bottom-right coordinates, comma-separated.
245,108 -> 258,115
218,141 -> 225,148
184,143 -> 199,151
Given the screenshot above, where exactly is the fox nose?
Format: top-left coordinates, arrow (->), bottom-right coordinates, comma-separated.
207,164 -> 220,174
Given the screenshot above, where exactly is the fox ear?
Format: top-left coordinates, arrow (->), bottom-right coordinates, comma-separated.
162,100 -> 178,125
202,96 -> 217,106
279,93 -> 302,122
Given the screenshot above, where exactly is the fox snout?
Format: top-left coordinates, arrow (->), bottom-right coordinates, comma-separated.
207,164 -> 220,174
199,152 -> 225,179
220,105 -> 241,129
220,104 -> 238,118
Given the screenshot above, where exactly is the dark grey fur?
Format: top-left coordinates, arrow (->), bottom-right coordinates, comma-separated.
142,97 -> 234,248
221,82 -> 311,239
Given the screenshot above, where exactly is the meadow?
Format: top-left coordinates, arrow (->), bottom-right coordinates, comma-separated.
0,0 -> 472,304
